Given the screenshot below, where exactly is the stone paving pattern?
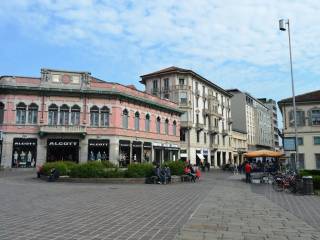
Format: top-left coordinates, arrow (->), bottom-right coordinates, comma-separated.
1,170 -> 320,240
175,174 -> 320,240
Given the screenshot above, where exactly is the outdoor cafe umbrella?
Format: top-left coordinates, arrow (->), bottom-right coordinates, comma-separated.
243,150 -> 284,158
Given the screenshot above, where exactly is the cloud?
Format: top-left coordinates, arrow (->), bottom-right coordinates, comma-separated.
0,0 -> 319,102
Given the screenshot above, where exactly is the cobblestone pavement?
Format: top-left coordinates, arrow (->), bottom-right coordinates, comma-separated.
0,169 -> 215,240
250,180 -> 320,232
176,172 -> 320,240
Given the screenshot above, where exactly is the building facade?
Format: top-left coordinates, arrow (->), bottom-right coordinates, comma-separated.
231,130 -> 247,165
227,89 -> 273,151
278,90 -> 320,170
258,98 -> 280,150
0,69 -> 182,168
140,66 -> 233,167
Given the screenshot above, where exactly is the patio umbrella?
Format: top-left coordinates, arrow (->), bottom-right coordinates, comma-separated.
244,150 -> 284,158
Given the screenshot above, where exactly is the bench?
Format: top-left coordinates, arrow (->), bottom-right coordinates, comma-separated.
181,174 -> 192,182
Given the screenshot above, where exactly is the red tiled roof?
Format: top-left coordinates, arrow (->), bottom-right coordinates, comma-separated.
278,90 -> 320,104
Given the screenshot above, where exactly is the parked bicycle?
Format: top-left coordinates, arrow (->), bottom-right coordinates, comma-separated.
272,171 -> 300,193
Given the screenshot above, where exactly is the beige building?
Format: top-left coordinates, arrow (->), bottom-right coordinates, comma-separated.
278,90 -> 320,170
140,66 -> 233,167
231,130 -> 247,165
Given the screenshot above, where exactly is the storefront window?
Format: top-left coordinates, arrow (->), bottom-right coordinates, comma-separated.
88,139 -> 109,161
156,117 -> 161,133
122,109 -> 128,129
28,103 -> 38,124
60,104 -> 70,125
100,106 -> 109,127
47,139 -> 79,163
90,106 -> 99,126
132,141 -> 142,162
143,142 -> 152,162
71,105 -> 80,125
173,120 -> 177,135
145,114 -> 150,132
135,111 -> 140,130
16,102 -> 27,124
12,138 -> 37,168
165,119 -> 169,135
48,104 -> 58,125
119,140 -> 130,167
0,102 -> 4,124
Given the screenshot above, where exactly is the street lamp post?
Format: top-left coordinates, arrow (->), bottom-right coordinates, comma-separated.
279,19 -> 299,171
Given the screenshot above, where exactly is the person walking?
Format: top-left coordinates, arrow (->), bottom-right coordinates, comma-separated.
233,163 -> 238,175
245,162 -> 252,183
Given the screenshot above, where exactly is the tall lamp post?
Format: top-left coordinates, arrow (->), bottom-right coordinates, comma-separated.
279,19 -> 299,171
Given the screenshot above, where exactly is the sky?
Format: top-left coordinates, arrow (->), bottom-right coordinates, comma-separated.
0,0 -> 319,105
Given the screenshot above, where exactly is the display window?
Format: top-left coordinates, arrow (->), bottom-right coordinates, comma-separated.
119,140 -> 130,167
47,139 -> 79,163
143,142 -> 152,163
88,139 -> 109,161
12,138 -> 37,168
132,141 -> 142,163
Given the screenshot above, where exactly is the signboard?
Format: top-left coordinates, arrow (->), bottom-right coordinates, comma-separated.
88,139 -> 109,147
48,139 -> 79,147
283,137 -> 296,151
13,138 -> 37,146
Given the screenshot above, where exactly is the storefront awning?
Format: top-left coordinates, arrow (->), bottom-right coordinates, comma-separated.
180,153 -> 188,158
196,153 -> 205,160
244,150 -> 284,158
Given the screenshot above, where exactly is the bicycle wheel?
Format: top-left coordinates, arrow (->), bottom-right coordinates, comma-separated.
272,181 -> 284,192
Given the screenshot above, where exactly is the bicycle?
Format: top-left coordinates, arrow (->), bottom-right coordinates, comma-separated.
272,172 -> 298,193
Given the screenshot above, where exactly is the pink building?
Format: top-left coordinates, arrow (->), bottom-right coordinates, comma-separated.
0,69 -> 182,168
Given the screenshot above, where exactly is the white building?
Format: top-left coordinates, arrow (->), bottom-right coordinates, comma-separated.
278,90 -> 320,170
140,66 -> 233,167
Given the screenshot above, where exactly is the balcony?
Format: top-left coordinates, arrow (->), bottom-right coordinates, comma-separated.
210,143 -> 219,149
179,100 -> 192,109
152,88 -> 159,96
208,125 -> 219,134
195,122 -> 205,131
173,84 -> 191,91
162,87 -> 170,93
202,108 -> 210,116
195,89 -> 200,96
222,129 -> 229,136
227,118 -> 233,125
180,121 -> 193,129
40,125 -> 87,135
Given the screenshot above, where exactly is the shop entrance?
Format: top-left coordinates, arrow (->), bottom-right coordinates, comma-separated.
47,139 -> 79,163
88,139 -> 109,161
217,152 -> 221,167
12,138 -> 37,168
154,148 -> 162,165
143,142 -> 152,163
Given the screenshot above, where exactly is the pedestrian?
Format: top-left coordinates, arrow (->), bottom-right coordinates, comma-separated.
233,163 -> 238,175
245,162 -> 252,183
205,161 -> 210,171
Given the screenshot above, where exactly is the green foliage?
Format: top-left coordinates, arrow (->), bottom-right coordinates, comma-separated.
163,161 -> 187,176
41,161 -> 76,176
101,160 -> 117,168
126,163 -> 154,178
312,176 -> 320,190
69,162 -> 105,178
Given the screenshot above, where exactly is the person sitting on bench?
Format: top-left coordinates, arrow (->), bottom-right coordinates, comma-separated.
184,165 -> 196,182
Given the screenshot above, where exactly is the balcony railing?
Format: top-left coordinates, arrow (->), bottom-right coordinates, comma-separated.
208,125 -> 219,134
195,122 -> 205,130
210,142 -> 219,149
173,84 -> 191,90
40,125 -> 87,134
180,121 -> 193,129
222,129 -> 229,136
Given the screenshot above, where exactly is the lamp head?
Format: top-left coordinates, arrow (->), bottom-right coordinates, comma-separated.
279,19 -> 287,31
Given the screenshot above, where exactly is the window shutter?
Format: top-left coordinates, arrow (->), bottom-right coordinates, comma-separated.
307,110 -> 312,126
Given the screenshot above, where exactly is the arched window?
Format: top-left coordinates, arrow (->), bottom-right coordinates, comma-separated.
134,111 -> 140,130
16,102 -> 27,124
71,105 -> 81,125
173,120 -> 177,136
0,102 -> 4,124
122,109 -> 128,129
145,114 -> 150,132
90,106 -> 99,126
100,106 -> 110,127
156,117 -> 161,134
165,119 -> 169,134
60,104 -> 70,125
28,103 -> 38,124
48,104 -> 58,125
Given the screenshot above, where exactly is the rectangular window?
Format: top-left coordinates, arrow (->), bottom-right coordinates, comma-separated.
152,80 -> 158,95
298,153 -> 305,169
179,78 -> 185,85
314,136 -> 320,145
195,82 -> 198,90
289,111 -> 305,127
197,131 -> 200,143
204,132 -> 206,144
196,97 -> 199,108
316,154 -> 320,169
298,137 -> 304,145
164,78 -> 169,90
311,110 -> 320,125
202,85 -> 205,96
71,111 -> 80,125
180,92 -> 187,104
196,114 -> 199,124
